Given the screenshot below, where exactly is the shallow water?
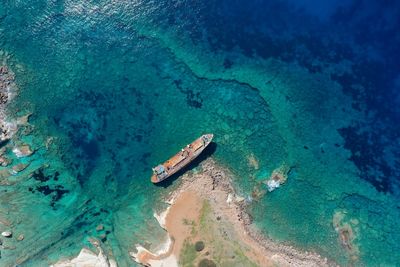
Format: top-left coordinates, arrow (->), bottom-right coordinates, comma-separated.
0,0 -> 399,266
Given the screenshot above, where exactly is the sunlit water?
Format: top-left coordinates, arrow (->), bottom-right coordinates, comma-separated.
0,1 -> 399,266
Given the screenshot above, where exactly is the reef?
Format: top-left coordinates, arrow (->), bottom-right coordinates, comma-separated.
332,210 -> 360,263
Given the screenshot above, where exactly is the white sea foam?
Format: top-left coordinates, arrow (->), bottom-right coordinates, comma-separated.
153,206 -> 170,230
131,206 -> 177,267
266,179 -> 280,192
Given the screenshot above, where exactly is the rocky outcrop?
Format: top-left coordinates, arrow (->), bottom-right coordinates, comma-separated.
0,65 -> 18,141
0,155 -> 11,167
173,158 -> 330,267
264,164 -> 290,192
52,239 -> 117,267
12,144 -> 34,158
333,210 -> 360,263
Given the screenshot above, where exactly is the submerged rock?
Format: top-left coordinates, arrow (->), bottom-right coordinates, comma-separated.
16,113 -> 31,125
247,153 -> 259,170
12,163 -> 29,173
12,144 -> 33,158
0,217 -> 12,227
332,210 -> 360,262
0,169 -> 11,180
0,156 -> 11,167
17,234 -> 24,241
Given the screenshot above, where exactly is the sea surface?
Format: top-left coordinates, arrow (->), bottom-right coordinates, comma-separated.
0,0 -> 399,266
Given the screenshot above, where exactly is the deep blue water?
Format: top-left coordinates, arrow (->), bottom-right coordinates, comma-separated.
0,0 -> 399,266
154,0 -> 400,194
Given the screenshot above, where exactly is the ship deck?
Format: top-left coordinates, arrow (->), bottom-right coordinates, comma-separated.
151,134 -> 213,183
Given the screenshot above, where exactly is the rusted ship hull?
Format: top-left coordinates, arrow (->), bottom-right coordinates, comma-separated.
151,134 -> 214,183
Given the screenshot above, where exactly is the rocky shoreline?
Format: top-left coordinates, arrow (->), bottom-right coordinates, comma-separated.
0,64 -> 18,142
133,157 -> 334,267
0,62 -> 31,263
178,158 -> 332,266
0,61 -> 70,266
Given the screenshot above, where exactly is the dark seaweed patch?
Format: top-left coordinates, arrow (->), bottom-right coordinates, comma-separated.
33,169 -> 63,184
174,79 -> 203,108
338,126 -> 394,193
32,168 -> 50,182
35,185 -> 70,207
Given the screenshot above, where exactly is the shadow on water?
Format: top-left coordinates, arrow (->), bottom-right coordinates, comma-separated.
154,142 -> 217,188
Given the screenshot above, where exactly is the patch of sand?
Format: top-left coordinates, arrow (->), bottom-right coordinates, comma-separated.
130,192 -> 201,267
165,191 -> 203,259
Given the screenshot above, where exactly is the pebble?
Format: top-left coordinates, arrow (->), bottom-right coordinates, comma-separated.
1,231 -> 12,238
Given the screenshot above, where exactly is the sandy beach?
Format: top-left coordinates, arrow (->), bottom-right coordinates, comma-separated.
132,158 -> 332,267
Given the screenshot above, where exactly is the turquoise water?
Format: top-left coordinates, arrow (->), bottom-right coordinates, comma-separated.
1,1 -> 400,266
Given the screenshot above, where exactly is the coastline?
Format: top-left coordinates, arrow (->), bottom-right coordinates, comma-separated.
132,158 -> 332,267
0,62 -> 330,267
51,238 -> 118,267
